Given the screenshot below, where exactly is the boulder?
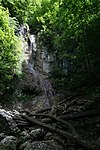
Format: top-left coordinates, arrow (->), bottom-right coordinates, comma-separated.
0,136 -> 17,150
30,128 -> 45,140
19,140 -> 64,150
0,112 -> 12,135
0,133 -> 5,141
0,108 -> 20,135
19,131 -> 30,142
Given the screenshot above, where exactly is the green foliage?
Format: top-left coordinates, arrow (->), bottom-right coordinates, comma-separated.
0,6 -> 23,93
36,0 -> 100,90
1,0 -> 32,23
1,0 -> 100,92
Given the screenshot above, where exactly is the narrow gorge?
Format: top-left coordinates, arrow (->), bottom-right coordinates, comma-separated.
0,24 -> 100,150
0,1 -> 100,149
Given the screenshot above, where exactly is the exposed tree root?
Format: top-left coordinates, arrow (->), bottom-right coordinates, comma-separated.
58,94 -> 79,105
35,107 -> 52,113
60,109 -> 100,120
13,102 -> 100,150
23,112 -> 76,133
20,114 -> 96,150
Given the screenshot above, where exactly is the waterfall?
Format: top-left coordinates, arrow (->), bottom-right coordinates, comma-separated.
27,62 -> 55,106
20,24 -> 55,106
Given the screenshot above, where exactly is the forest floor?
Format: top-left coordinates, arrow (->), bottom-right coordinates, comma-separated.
0,62 -> 100,150
0,38 -> 100,150
53,93 -> 100,150
10,65 -> 100,149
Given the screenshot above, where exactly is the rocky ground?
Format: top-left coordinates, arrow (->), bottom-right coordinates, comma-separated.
0,34 -> 100,150
0,76 -> 100,150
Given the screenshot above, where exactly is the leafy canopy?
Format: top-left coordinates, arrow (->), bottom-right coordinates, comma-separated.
0,6 -> 22,92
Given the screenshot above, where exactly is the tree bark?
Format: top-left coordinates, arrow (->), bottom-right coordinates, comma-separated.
60,109 -> 100,120
20,114 -> 95,150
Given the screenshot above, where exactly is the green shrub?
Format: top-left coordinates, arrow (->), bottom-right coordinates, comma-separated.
0,6 -> 23,93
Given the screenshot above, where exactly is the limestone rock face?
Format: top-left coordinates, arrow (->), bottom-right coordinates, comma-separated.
36,43 -> 55,74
